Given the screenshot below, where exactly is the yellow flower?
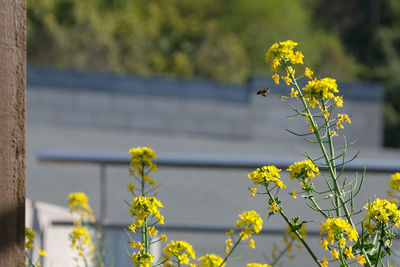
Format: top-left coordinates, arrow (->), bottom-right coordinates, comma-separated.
330,130 -> 338,137
127,184 -> 136,193
248,165 -> 285,189
305,67 -> 313,79
290,88 -> 298,98
25,227 -> 36,249
198,253 -> 225,267
129,147 -> 157,176
344,246 -> 355,259
357,255 -> 367,266
302,78 -> 339,106
287,160 -> 319,181
290,189 -> 297,199
129,196 -> 164,227
250,188 -> 257,197
160,234 -> 168,242
362,221 -> 376,234
272,73 -> 280,85
38,248 -> 47,257
320,257 -> 329,267
336,114 -> 351,130
235,210 -> 263,239
224,245 -> 229,254
246,264 -> 272,267
225,238 -> 233,247
165,262 -> 173,267
320,218 -> 358,245
226,229 -> 235,235
334,96 -> 343,107
330,249 -> 339,260
321,239 -> 329,250
249,239 -> 255,249
388,172 -> 400,197
268,202 -> 279,214
163,240 -> 196,263
147,226 -> 158,236
68,192 -> 95,223
364,198 -> 400,226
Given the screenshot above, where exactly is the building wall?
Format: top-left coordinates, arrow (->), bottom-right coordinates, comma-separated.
27,66 -> 383,147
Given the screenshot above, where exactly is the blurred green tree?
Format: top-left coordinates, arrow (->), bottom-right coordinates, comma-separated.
27,0 -> 359,83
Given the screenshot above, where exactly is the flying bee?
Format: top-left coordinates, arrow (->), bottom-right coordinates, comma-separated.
256,88 -> 270,97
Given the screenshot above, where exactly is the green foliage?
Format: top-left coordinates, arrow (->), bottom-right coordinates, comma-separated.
27,0 -> 359,83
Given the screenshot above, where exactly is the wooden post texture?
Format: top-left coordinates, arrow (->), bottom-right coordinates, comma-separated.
0,0 -> 26,266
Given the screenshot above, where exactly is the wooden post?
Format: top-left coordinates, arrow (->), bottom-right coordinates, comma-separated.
0,0 -> 26,266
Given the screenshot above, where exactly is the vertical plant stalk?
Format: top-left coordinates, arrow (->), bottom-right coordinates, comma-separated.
219,236 -> 243,267
266,188 -> 322,267
286,64 -> 372,267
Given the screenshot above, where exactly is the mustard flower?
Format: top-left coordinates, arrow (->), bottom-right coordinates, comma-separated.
320,218 -> 358,247
68,192 -> 95,223
364,198 -> 400,226
268,202 -> 279,214
320,257 -> 329,267
336,114 -> 351,130
305,67 -> 313,79
129,196 -> 164,228
357,255 -> 367,266
198,253 -> 225,267
248,165 -> 285,189
344,246 -> 355,259
38,248 -> 47,257
290,88 -> 298,98
334,96 -> 343,107
163,240 -> 196,264
130,252 -> 153,267
235,210 -> 263,240
249,187 -> 257,197
330,248 -> 339,260
25,227 -> 36,249
160,234 -> 168,242
265,40 -> 303,68
290,189 -> 297,199
362,221 -> 376,234
249,239 -> 255,249
129,147 -> 157,176
287,160 -> 319,181
388,172 -> 400,197
246,263 -> 272,267
302,78 -> 339,108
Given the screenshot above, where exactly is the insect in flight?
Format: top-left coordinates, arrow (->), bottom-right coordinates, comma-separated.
256,88 -> 270,97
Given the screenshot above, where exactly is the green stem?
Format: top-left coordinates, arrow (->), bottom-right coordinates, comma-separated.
270,240 -> 294,266
374,225 -> 384,267
265,187 -> 322,267
218,236 -> 243,267
287,65 -> 372,267
308,195 -> 328,218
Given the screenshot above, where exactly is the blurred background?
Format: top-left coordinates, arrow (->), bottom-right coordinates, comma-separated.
24,0 -> 400,266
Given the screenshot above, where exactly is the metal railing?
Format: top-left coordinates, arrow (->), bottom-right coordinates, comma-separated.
38,149 -> 400,235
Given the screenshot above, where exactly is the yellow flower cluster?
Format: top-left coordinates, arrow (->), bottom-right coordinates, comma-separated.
197,253 -> 225,267
25,227 -> 36,249
388,172 -> 400,197
235,210 -> 263,240
68,192 -> 95,223
320,218 -> 358,249
302,78 -> 339,108
364,198 -> 400,226
287,160 -> 319,181
246,263 -> 272,267
336,114 -> 351,130
130,252 -> 153,267
129,147 -> 157,176
265,40 -> 304,73
129,196 -> 164,228
248,165 -> 285,189
163,240 -> 196,265
69,227 -> 94,260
